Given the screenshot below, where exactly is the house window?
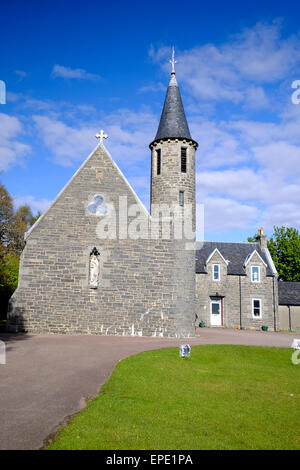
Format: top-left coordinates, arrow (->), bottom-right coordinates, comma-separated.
251,265 -> 260,282
179,191 -> 184,206
156,149 -> 161,175
252,299 -> 262,318
213,264 -> 220,281
181,147 -> 187,173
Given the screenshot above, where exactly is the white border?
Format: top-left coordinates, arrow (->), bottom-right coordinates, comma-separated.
244,250 -> 267,268
206,248 -> 228,265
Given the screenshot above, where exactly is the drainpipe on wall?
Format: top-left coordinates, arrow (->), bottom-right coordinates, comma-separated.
239,276 -> 242,328
288,305 -> 292,331
273,276 -> 277,331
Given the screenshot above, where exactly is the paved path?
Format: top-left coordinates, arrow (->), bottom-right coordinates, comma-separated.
0,328 -> 296,450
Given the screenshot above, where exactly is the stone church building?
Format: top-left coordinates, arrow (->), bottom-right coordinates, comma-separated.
7,61 -> 280,336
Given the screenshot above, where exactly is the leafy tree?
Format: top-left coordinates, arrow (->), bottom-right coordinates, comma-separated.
10,204 -> 34,254
247,234 -> 258,243
0,184 -> 14,250
248,226 -> 300,281
0,182 -> 41,318
0,253 -> 19,319
31,211 -> 41,226
268,227 -> 300,281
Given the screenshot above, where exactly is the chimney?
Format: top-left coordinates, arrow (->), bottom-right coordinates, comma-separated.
256,227 -> 268,250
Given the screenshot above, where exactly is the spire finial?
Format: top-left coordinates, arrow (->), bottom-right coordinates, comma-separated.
170,46 -> 177,75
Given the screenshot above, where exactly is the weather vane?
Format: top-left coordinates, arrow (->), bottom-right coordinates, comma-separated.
170,46 -> 177,74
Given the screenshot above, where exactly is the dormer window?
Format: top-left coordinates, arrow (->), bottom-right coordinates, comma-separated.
213,264 -> 220,281
251,266 -> 260,282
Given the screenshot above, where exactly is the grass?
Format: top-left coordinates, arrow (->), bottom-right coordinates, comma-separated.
46,345 -> 300,450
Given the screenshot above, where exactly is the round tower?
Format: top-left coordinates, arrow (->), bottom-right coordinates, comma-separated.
149,54 -> 198,232
149,49 -> 198,337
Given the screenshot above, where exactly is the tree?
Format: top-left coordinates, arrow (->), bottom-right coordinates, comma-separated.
10,204 -> 34,254
268,227 -> 300,281
0,253 -> 19,319
0,181 -> 41,318
248,226 -> 300,281
0,184 -> 14,251
247,234 -> 258,243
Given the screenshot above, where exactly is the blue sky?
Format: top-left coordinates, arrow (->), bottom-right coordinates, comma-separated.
1,0 -> 300,242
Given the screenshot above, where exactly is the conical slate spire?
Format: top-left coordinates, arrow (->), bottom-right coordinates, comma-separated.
153,72 -> 192,142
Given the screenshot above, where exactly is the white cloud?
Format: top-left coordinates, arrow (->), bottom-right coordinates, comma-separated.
151,21 -> 300,107
252,142 -> 300,175
51,65 -> 101,81
138,82 -> 165,94
0,113 -> 30,170
191,119 -> 249,168
261,202 -> 300,229
32,115 -> 96,166
202,197 -> 258,232
13,195 -> 51,214
32,107 -> 157,168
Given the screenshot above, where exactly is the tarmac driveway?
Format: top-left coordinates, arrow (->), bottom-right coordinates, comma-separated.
0,328 -> 296,450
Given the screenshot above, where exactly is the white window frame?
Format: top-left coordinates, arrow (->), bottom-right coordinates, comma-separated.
252,298 -> 262,319
212,264 -> 220,281
251,265 -> 260,283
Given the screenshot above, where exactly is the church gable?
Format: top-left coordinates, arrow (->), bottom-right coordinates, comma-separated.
26,144 -> 149,241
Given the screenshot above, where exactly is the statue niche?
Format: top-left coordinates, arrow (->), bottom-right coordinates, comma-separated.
89,247 -> 100,289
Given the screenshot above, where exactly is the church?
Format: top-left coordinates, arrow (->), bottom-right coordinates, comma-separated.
7,56 -> 280,336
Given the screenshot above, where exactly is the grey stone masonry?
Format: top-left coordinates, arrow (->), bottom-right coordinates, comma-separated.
7,144 -> 196,338
196,246 -> 278,330
150,139 -> 197,232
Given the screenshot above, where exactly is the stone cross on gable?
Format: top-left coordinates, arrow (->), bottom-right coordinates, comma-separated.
96,129 -> 108,144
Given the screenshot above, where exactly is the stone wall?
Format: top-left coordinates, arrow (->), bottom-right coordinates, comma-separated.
150,139 -> 196,232
196,250 -> 278,330
278,305 -> 300,331
7,145 -> 195,338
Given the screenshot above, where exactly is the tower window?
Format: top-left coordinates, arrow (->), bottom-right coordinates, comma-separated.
181,147 -> 187,173
156,149 -> 161,175
179,191 -> 184,206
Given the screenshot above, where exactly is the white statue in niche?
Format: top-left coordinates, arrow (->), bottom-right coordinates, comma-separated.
89,248 -> 100,288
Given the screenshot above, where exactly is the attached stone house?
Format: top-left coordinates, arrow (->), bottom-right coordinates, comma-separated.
195,231 -> 278,330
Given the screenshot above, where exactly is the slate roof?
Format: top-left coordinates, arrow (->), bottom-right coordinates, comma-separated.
151,73 -> 195,144
278,281 -> 300,306
195,241 -> 274,276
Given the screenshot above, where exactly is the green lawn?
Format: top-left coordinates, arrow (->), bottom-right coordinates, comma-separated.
46,345 -> 300,450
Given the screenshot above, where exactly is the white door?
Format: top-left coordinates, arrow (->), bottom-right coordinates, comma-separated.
210,298 -> 222,326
